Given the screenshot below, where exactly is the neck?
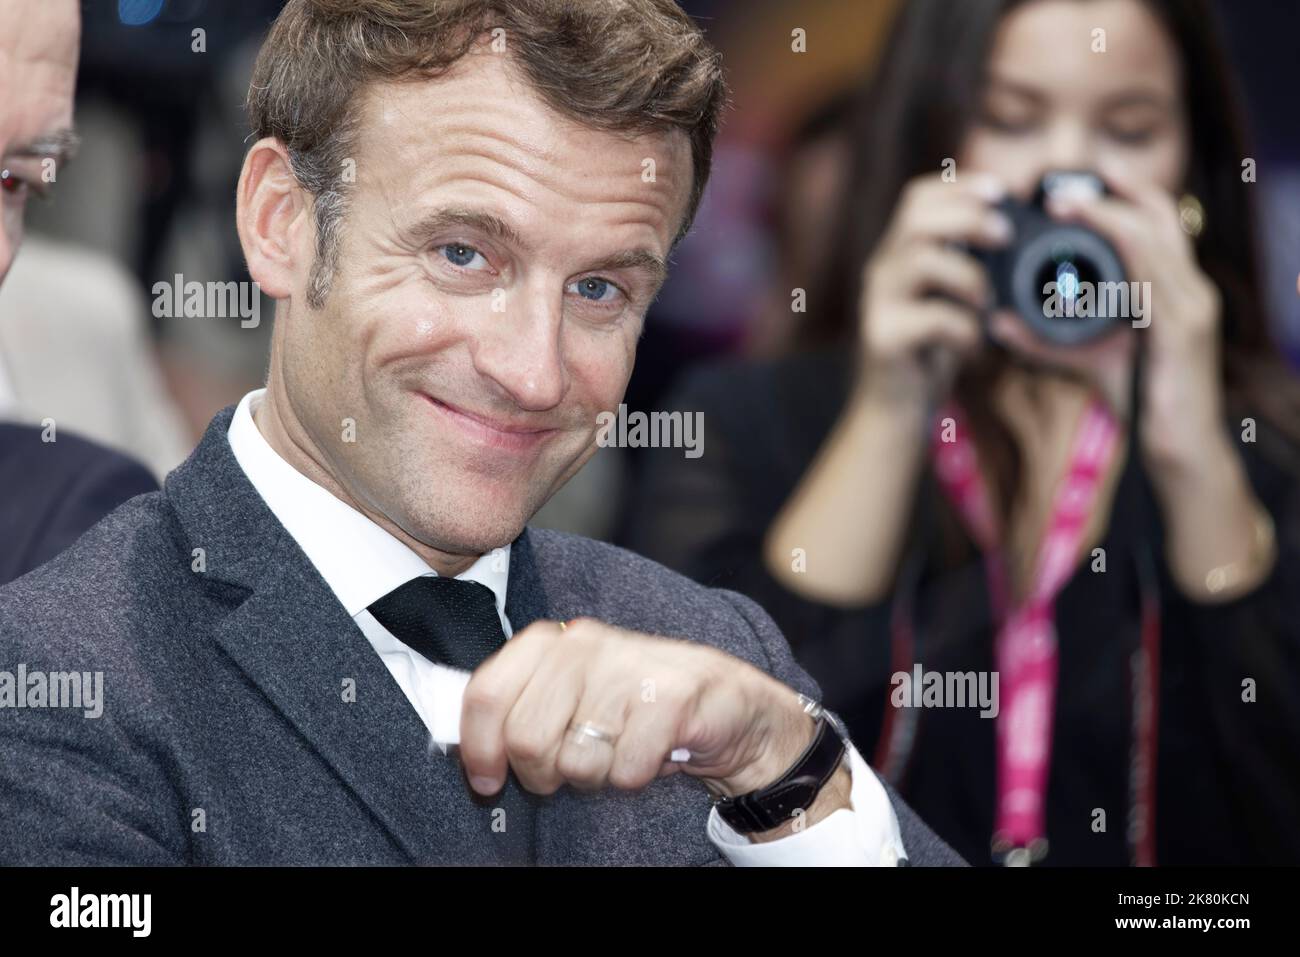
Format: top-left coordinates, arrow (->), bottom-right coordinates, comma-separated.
251,380 -> 479,579
992,365 -> 1097,462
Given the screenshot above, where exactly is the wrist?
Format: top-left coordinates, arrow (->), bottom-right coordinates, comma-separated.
706,689 -> 853,838
853,360 -> 934,417
850,374 -> 931,441
1139,355 -> 1224,473
1144,420 -> 1238,493
747,760 -> 852,843
712,693 -> 818,798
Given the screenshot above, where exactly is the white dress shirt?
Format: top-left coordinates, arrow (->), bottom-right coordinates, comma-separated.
227,388 -> 907,865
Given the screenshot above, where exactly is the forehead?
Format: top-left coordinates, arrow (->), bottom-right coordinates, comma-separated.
349,50 -> 693,254
988,0 -> 1182,97
0,0 -> 79,146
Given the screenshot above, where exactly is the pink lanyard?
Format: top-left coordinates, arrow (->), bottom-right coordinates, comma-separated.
931,399 -> 1120,860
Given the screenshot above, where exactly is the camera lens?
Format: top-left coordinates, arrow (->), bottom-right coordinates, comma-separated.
1002,172 -> 1125,346
1032,242 -> 1100,318
1055,261 -> 1081,308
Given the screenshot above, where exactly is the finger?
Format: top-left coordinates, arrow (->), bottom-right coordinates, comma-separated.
545,618 -> 637,792
897,198 -> 1014,250
874,301 -> 982,361
898,170 -> 1007,210
554,730 -> 616,793
605,694 -> 683,791
892,177 -> 1013,249
459,620 -> 563,794
502,647 -> 586,794
895,243 -> 994,312
1045,192 -> 1152,275
1096,158 -> 1182,227
552,672 -> 633,793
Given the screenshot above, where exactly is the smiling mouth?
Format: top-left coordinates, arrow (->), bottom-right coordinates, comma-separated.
416,392 -> 559,452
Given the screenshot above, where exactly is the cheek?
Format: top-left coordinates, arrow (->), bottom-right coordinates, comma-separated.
566,325 -> 638,416
1099,135 -> 1188,194
347,277 -> 467,374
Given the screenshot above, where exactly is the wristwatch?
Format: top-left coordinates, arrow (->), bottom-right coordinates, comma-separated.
710,693 -> 848,834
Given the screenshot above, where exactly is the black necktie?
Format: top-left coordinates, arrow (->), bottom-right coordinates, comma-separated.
367,574 -> 536,865
368,576 -> 507,670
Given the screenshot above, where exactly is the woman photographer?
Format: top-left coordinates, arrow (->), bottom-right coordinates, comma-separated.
625,0 -> 1300,865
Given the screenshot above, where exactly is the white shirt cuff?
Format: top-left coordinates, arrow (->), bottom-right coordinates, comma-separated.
706,743 -> 908,866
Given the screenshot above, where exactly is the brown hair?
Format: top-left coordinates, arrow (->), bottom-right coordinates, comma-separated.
247,0 -> 726,307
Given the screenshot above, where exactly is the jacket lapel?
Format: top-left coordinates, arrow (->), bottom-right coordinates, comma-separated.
165,408 -> 519,864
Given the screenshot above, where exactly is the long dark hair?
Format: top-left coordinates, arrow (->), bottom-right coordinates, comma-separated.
803,0 -> 1300,519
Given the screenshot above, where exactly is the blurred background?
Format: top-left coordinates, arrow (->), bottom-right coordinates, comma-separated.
3,0 -> 1297,535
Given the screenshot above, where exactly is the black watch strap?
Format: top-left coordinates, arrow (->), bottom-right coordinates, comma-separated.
711,707 -> 847,834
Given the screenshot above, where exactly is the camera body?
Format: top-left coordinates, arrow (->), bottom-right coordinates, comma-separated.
974,171 -> 1127,347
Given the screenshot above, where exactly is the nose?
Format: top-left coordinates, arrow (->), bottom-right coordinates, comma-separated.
470,281 -> 568,413
1042,118 -> 1099,175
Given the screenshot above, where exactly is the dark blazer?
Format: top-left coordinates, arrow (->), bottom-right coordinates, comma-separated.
0,407 -> 963,866
0,422 -> 157,587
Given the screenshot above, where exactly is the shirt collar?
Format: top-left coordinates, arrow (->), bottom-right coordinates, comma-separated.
226,389 -> 510,622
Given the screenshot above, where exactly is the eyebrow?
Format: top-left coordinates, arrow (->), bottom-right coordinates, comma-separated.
582,248 -> 668,289
7,128 -> 80,163
407,205 -> 668,288
405,207 -> 524,249
985,74 -> 1173,111
983,74 -> 1050,103
1099,91 -> 1174,111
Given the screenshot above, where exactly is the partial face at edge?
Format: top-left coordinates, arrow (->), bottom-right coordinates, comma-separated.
276,49 -> 692,558
0,0 -> 79,283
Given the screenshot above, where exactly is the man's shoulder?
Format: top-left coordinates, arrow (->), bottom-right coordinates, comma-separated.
526,526 -> 733,609
523,528 -> 804,681
0,489 -> 190,659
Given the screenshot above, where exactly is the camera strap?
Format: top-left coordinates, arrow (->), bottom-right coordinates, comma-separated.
921,396 -> 1157,864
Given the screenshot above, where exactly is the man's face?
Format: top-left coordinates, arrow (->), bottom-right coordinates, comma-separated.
0,0 -> 79,283
277,49 -> 691,558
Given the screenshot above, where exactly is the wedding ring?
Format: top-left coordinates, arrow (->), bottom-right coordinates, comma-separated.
570,720 -> 614,744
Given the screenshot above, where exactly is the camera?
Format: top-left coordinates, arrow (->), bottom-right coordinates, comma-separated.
974,171 -> 1127,347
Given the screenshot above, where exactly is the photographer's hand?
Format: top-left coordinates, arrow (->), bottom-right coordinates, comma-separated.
763,171 -> 1014,606
1044,160 -> 1274,601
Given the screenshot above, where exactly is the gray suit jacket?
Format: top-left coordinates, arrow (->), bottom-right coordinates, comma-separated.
0,407 -> 964,866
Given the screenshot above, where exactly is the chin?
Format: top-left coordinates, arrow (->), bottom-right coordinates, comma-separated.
408,489 -> 537,557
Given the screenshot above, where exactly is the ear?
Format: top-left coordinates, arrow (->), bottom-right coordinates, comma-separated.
236,137 -> 310,301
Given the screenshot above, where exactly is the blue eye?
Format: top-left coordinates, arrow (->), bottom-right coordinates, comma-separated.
440,243 -> 487,269
570,277 -> 619,302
